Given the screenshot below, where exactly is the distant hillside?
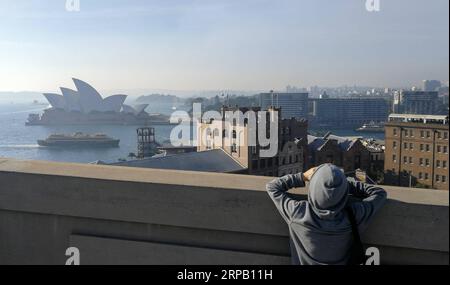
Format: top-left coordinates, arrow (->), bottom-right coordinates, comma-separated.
135,94 -> 184,104
0,92 -> 45,104
134,94 -> 188,115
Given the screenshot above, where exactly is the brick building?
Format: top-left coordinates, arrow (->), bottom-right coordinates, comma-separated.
197,106 -> 308,176
307,133 -> 371,172
384,114 -> 449,190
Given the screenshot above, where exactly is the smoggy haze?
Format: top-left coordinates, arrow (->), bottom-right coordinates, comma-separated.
0,0 -> 448,92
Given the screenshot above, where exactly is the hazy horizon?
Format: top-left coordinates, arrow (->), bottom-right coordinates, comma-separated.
1,0 -> 449,92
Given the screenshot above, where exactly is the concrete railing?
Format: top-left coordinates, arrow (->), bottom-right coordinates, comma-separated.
0,158 -> 448,265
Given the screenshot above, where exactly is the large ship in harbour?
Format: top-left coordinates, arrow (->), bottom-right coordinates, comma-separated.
26,78 -> 172,126
37,132 -> 120,148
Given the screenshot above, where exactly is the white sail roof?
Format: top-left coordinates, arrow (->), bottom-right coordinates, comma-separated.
60,87 -> 82,112
102,95 -> 127,112
72,78 -> 103,113
42,78 -> 141,115
43,93 -> 66,109
133,104 -> 149,114
121,104 -> 148,114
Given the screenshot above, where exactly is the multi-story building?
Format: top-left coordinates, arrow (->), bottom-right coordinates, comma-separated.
260,92 -> 309,120
360,138 -> 385,176
197,106 -> 308,176
384,114 -> 449,190
308,98 -> 389,128
393,90 -> 439,115
307,133 -> 371,172
423,80 -> 441,92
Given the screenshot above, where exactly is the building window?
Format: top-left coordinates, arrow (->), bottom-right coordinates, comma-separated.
326,154 -> 334,163
418,172 -> 423,179
231,143 -> 237,153
409,130 -> 414,137
426,159 -> 430,167
419,158 -> 424,166
437,160 -> 441,168
393,141 -> 397,149
425,173 -> 429,180
420,144 -> 424,151
437,145 -> 441,153
444,146 -> 448,153
443,161 -> 447,168
404,130 -> 409,137
420,131 -> 425,138
403,156 -> 407,164
409,143 -> 413,150
444,132 -> 448,140
437,132 -> 442,139
404,142 -> 408,149
409,157 -> 413,164
425,144 -> 430,152
436,175 -> 440,182
260,159 -> 266,168
392,154 -> 397,162
442,176 -> 447,183
393,128 -> 397,136
426,131 -> 431,138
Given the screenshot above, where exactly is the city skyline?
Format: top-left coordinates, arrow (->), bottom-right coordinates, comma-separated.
0,0 -> 449,92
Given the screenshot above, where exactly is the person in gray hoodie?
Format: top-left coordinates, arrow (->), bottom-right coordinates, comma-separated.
266,163 -> 387,265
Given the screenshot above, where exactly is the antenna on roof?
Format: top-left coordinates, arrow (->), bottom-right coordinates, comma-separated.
270,90 -> 274,108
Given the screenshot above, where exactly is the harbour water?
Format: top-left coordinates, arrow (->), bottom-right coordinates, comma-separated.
0,103 -> 384,164
0,103 -> 176,163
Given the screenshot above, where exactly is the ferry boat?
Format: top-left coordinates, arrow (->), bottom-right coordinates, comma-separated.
355,122 -> 385,133
37,132 -> 120,148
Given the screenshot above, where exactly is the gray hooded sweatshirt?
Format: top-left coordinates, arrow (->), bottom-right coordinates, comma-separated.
266,164 -> 387,265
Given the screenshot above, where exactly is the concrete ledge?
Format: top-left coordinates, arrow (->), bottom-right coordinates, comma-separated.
0,158 -> 448,264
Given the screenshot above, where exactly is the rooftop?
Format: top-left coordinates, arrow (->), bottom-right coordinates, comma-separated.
307,134 -> 358,151
388,114 -> 449,125
110,149 -> 246,173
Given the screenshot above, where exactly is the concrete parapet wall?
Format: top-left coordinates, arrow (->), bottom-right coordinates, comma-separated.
0,158 -> 448,264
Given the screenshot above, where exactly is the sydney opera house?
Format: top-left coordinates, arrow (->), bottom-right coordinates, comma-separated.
26,78 -> 169,125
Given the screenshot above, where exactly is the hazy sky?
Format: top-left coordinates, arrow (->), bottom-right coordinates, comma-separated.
0,0 -> 448,92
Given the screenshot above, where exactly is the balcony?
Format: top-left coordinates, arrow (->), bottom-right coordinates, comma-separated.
0,158 -> 448,265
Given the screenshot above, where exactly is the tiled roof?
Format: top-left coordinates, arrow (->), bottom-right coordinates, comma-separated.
307,134 -> 358,151
110,149 -> 246,173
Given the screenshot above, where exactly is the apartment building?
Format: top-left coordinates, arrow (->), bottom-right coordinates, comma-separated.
197,106 -> 308,176
384,114 -> 449,190
260,92 -> 309,120
308,97 -> 389,128
393,90 -> 440,115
